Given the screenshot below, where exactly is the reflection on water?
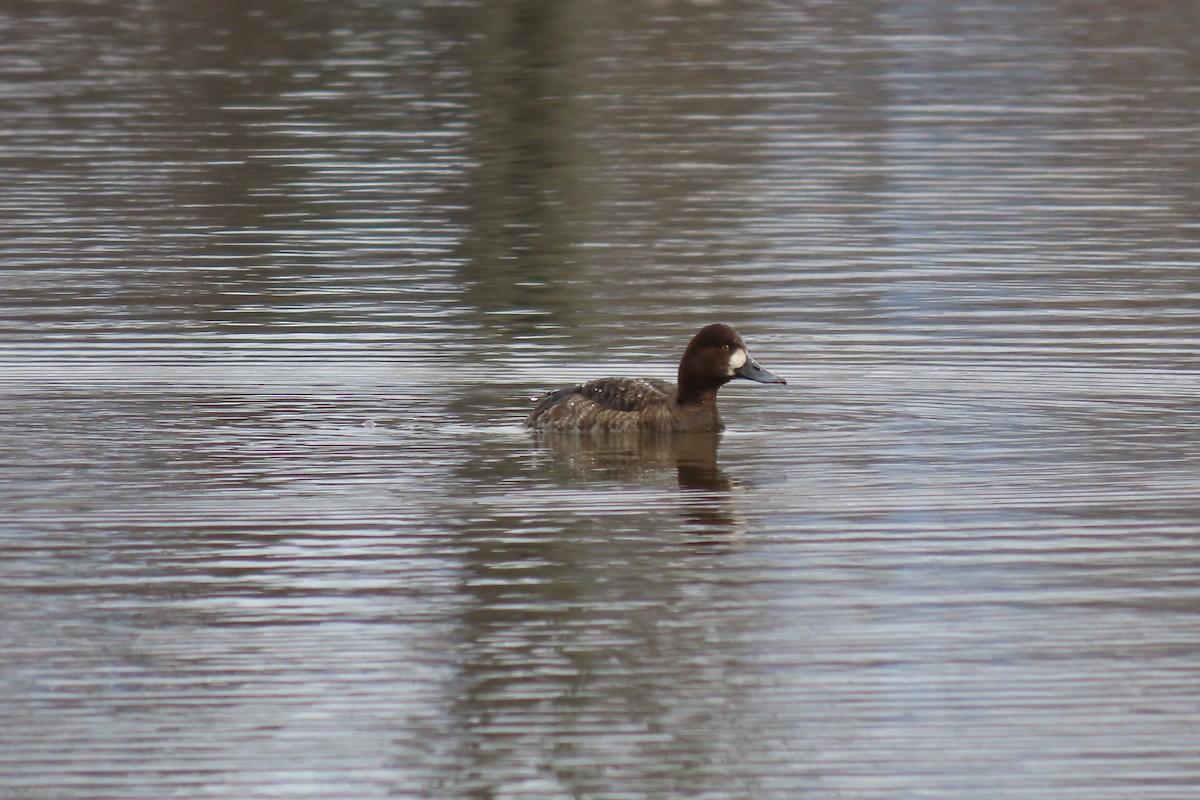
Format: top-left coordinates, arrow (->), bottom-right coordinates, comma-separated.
533,432 -> 727,490
450,434 -> 764,798
533,432 -> 743,535
1,0 -> 1199,798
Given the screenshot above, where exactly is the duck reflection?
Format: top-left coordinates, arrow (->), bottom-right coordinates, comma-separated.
532,432 -> 745,537
448,430 -> 761,797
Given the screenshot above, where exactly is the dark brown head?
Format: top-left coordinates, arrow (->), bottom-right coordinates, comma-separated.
676,323 -> 786,404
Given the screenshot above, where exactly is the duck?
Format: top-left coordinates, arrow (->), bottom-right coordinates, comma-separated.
525,323 -> 786,433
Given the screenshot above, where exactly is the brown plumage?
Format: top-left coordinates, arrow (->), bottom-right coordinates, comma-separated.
525,324 -> 786,433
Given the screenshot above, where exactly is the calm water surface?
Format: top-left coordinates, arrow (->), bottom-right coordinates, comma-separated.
2,2 -> 1199,798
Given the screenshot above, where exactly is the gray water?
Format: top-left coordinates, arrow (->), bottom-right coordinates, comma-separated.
2,2 -> 1199,798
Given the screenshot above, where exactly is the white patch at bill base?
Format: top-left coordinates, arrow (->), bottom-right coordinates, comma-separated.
728,348 -> 748,373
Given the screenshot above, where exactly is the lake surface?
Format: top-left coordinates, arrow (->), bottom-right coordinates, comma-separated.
2,2 -> 1198,798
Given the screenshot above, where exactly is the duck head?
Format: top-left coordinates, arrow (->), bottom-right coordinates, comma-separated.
677,323 -> 786,403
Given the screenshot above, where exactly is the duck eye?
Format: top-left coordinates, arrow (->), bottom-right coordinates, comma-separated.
722,344 -> 731,351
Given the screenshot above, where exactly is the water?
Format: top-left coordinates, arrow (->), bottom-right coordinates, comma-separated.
2,2 -> 1199,798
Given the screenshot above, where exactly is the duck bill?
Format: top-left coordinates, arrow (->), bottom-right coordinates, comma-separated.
735,357 -> 786,385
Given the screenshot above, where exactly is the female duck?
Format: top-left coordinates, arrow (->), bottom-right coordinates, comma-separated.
525,323 -> 785,433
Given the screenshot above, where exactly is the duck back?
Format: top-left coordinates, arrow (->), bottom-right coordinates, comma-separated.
527,377 -> 713,433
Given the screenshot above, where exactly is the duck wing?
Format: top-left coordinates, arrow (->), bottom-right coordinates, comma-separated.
526,377 -> 676,431
569,377 -> 675,411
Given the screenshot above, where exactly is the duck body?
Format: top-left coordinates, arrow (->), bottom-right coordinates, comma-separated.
525,324 -> 785,434
528,376 -> 720,433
